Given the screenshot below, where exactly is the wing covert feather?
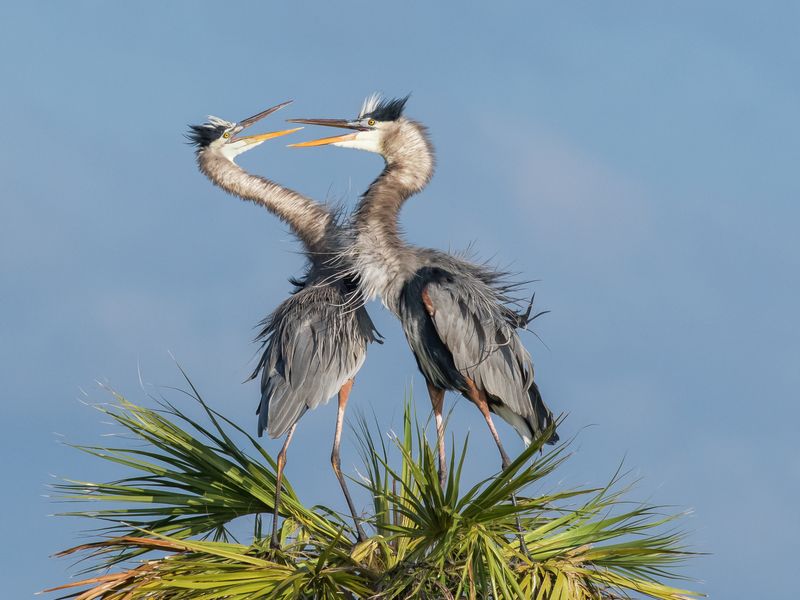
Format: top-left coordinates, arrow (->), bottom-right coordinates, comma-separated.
423,279 -> 536,419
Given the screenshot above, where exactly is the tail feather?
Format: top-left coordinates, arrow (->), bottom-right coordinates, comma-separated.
528,381 -> 559,445
256,373 -> 307,439
492,382 -> 558,447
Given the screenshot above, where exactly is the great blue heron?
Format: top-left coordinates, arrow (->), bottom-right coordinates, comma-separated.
289,95 -> 558,487
187,101 -> 381,546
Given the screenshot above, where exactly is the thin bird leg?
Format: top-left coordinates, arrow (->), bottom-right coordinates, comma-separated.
426,380 -> 447,488
421,288 -> 447,488
465,378 -> 530,558
271,423 -> 297,549
465,379 -> 511,467
331,379 -> 367,543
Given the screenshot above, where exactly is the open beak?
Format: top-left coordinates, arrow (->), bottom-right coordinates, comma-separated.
238,100 -> 293,130
236,127 -> 303,145
230,100 -> 301,144
287,132 -> 356,147
286,117 -> 368,147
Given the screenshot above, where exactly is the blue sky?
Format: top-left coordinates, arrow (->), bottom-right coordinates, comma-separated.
1,2 -> 798,597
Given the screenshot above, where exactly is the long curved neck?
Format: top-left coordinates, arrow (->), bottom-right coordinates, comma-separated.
352,120 -> 435,306
198,150 -> 332,256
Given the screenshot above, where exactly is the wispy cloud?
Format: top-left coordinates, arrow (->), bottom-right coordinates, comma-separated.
483,122 -> 654,263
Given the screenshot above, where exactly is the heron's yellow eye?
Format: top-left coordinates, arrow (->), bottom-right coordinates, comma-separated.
368,119 -> 376,126
223,132 -> 231,139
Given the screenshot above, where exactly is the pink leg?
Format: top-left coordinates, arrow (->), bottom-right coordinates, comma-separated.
464,378 -> 529,557
331,379 -> 367,542
426,380 -> 447,488
464,379 -> 511,469
270,422 -> 297,549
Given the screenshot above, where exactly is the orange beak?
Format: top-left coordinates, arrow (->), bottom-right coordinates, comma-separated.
288,132 -> 357,147
236,127 -> 304,145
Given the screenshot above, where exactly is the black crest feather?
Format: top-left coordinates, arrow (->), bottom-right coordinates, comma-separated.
186,124 -> 225,148
359,94 -> 410,122
185,116 -> 234,148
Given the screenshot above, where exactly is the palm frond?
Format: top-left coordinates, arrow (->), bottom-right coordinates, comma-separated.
48,382 -> 702,599
53,387 -> 349,571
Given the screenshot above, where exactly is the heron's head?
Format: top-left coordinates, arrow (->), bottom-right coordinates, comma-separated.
287,94 -> 417,157
186,100 -> 301,162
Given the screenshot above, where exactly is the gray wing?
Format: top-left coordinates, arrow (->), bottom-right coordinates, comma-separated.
422,249 -> 535,330
251,285 -> 374,439
423,279 -> 555,442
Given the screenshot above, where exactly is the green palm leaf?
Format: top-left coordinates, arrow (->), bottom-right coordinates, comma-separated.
48,381 -> 702,599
